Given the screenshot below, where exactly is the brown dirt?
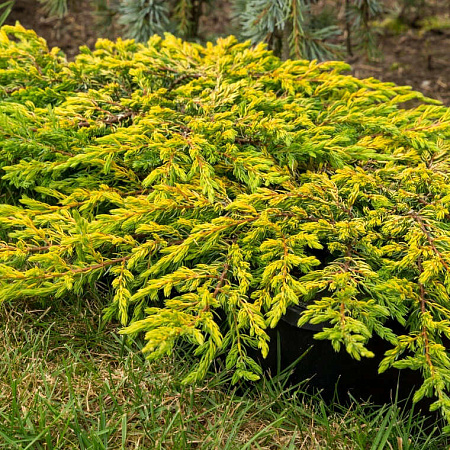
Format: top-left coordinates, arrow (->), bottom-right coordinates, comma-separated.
4,0 -> 450,105
5,0 -> 97,59
351,28 -> 450,105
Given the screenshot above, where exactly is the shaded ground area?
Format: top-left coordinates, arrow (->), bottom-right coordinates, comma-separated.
5,0 -> 450,105
352,27 -> 450,105
5,0 -> 97,58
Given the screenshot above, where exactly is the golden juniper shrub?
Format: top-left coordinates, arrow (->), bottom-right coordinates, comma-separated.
1,24 -> 450,426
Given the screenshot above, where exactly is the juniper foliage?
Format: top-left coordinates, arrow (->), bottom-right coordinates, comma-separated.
1,24 -> 450,428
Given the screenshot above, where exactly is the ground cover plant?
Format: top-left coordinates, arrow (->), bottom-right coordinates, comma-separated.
1,24 -> 450,429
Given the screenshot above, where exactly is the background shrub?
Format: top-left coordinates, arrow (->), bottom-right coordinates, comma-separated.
1,0 -> 438,60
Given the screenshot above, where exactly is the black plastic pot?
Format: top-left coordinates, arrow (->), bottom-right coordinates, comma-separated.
254,305 -> 432,411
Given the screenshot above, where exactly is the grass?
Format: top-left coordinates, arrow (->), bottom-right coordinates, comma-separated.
0,298 -> 448,449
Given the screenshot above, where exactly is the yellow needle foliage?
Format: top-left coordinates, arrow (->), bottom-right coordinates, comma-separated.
1,24 -> 450,427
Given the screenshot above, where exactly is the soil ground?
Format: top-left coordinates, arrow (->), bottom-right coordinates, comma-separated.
351,24 -> 450,105
4,0 -> 450,105
5,0 -> 97,58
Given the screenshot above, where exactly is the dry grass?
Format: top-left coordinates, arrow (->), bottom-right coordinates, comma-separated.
0,298 -> 446,449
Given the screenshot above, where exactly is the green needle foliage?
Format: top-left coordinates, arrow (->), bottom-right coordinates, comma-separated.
1,24 -> 450,428
235,0 -> 344,61
0,0 -> 14,27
